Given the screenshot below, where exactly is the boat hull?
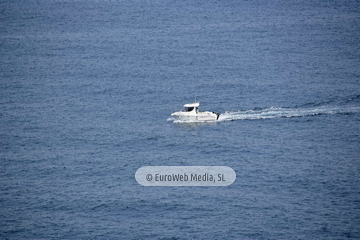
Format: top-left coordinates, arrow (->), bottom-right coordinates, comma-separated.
171,111 -> 219,122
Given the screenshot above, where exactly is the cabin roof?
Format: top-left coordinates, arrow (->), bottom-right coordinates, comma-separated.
183,102 -> 200,108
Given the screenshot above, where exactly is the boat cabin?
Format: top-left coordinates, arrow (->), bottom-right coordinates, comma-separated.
182,102 -> 200,112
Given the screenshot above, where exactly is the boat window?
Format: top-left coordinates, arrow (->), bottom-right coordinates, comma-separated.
183,107 -> 194,112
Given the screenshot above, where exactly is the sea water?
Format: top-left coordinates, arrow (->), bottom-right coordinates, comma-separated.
1,0 -> 360,239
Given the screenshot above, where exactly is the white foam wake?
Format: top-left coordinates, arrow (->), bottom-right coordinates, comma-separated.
218,106 -> 360,122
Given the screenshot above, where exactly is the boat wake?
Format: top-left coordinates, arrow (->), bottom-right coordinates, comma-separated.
218,105 -> 360,122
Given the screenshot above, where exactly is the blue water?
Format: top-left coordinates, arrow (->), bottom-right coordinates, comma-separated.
1,0 -> 360,239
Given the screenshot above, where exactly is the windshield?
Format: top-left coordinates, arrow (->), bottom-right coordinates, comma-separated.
182,107 -> 194,112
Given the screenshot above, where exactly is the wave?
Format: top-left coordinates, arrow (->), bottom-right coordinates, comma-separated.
218,105 -> 360,122
345,94 -> 360,104
167,117 -> 175,122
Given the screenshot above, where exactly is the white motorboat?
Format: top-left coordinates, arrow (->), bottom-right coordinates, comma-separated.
171,102 -> 220,122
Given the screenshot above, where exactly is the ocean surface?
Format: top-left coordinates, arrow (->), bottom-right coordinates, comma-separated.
1,0 -> 360,239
